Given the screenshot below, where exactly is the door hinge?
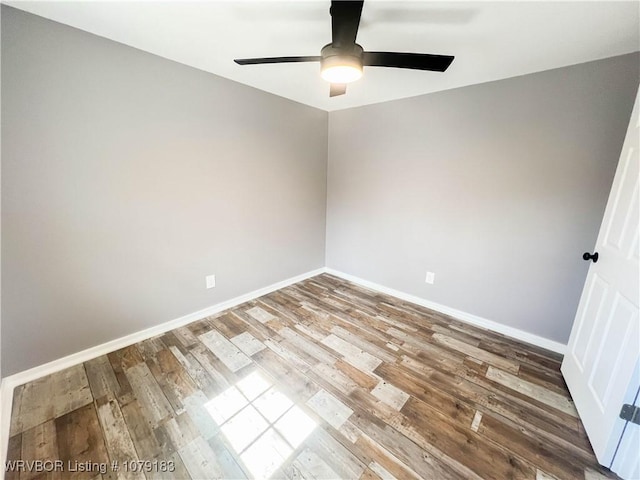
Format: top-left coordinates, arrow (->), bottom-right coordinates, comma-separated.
620,404 -> 640,425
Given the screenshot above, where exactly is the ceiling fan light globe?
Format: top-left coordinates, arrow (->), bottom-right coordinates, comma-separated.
321,65 -> 362,83
320,47 -> 363,84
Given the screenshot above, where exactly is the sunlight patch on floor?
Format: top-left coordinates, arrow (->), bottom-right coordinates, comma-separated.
204,370 -> 317,478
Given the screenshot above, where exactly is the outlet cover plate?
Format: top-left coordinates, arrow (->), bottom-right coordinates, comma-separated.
206,274 -> 216,289
425,272 -> 435,284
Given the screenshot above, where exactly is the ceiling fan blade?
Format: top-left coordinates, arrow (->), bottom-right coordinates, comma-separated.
330,83 -> 347,97
330,1 -> 364,48
234,56 -> 320,65
363,52 -> 454,72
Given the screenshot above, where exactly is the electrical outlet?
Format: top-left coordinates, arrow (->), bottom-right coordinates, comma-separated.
425,271 -> 435,284
206,274 -> 216,289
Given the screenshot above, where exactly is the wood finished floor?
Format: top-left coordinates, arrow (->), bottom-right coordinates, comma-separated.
7,274 -> 616,480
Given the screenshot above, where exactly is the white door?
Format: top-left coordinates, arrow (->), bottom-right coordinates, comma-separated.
561,90 -> 640,475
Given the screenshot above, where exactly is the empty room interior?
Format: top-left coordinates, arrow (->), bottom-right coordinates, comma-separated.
1,1 -> 639,479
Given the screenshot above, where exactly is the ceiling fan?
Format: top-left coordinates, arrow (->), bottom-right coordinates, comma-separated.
234,1 -> 455,97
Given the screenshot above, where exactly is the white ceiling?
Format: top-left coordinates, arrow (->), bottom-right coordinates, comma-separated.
6,1 -> 640,111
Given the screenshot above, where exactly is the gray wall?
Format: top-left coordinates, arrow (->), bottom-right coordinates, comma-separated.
326,53 -> 639,344
1,6 -> 328,376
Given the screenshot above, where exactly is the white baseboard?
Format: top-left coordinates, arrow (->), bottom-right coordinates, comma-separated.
324,268 -> 567,355
0,267 -> 324,476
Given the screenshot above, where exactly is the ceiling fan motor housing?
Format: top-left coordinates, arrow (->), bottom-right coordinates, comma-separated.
320,43 -> 364,73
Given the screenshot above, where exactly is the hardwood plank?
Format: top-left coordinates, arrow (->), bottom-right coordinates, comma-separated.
6,433 -> 22,480
479,338 -> 563,372
431,324 -> 482,346
330,325 -> 397,363
432,333 -> 521,374
120,400 -> 170,461
288,448 -> 340,479
11,365 -> 93,435
181,391 -> 220,440
123,363 -> 173,428
310,362 -> 358,395
207,434 -> 248,479
375,362 -> 476,428
536,469 -> 559,480
249,301 -> 291,332
585,467 -> 615,480
172,327 -> 199,348
9,386 -> 25,437
185,318 -> 212,338
230,331 -> 266,356
334,359 -> 379,390
20,420 -> 60,480
229,309 -> 284,345
263,337 -> 311,373
85,356 -> 121,401
55,404 -> 109,480
156,350 -> 197,396
339,419 -> 363,444
189,345 -> 233,393
210,313 -> 246,339
385,327 -> 465,368
107,348 -> 139,406
361,468 -> 384,480
396,354 -> 588,452
280,327 -> 337,366
517,362 -> 569,394
306,389 -> 354,429
354,434 -> 422,480
477,410 -> 588,480
159,413 -> 199,451
112,346 -> 144,370
245,306 -> 276,324
278,337 -> 325,368
145,358 -> 184,416
148,349 -> 198,415
470,410 -> 483,432
198,330 -> 252,372
165,346 -> 217,398
251,348 -> 319,402
52,365 -> 95,416
145,452 -> 191,480
321,334 -> 382,373
95,396 -> 144,480
303,428 -> 366,479
341,386 -> 478,480
294,322 -> 327,342
350,411 -> 464,480
137,337 -> 166,361
370,381 -> 410,411
401,395 -> 536,480
177,437 -> 225,480
368,461 -> 396,480
486,366 -> 578,417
